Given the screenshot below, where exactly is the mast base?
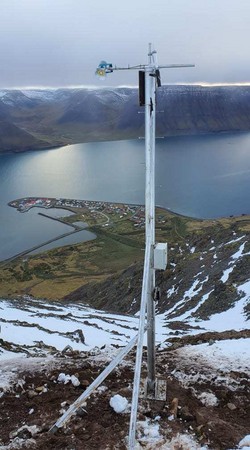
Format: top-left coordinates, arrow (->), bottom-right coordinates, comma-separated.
140,377 -> 167,401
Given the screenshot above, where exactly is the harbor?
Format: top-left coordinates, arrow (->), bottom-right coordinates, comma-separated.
3,197 -> 147,264
8,197 -> 147,228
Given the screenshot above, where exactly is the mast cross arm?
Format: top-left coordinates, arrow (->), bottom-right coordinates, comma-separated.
158,64 -> 195,69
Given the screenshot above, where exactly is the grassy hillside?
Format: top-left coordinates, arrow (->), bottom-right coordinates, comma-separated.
0,205 -> 249,321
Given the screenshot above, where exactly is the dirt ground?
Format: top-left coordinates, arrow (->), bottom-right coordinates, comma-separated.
0,347 -> 249,450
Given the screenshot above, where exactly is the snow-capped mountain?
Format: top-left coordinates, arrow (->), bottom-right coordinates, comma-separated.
1,85 -> 250,152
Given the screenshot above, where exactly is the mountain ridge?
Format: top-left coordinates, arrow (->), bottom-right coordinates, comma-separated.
1,85 -> 250,152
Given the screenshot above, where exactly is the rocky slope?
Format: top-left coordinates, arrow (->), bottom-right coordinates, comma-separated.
63,216 -> 250,328
1,85 -> 250,152
0,344 -> 249,450
0,213 -> 249,449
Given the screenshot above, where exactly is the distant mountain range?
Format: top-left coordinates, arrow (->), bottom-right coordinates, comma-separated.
1,85 -> 250,153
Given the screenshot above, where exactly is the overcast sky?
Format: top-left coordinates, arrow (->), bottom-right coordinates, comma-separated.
1,0 -> 249,88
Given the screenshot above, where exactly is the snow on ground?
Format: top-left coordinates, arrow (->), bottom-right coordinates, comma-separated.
0,292 -> 249,398
172,338 -> 250,380
164,275 -> 209,321
197,391 -> 218,407
0,356 -> 57,392
190,280 -> 250,332
231,241 -> 247,260
0,293 -> 249,449
163,434 -> 208,450
136,417 -> 162,447
223,235 -> 245,246
109,394 -> 129,413
0,298 -> 139,354
0,297 -> 175,358
1,290 -> 249,363
176,290 -> 213,322
171,239 -> 250,328
57,372 -> 80,387
221,266 -> 234,283
238,435 -> 250,448
220,240 -> 249,283
135,421 -> 208,450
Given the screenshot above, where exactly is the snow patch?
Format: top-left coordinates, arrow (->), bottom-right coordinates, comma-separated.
198,391 -> 218,406
232,242 -> 247,260
57,373 -> 80,386
193,283 -> 249,332
10,424 -> 40,439
136,427 -> 207,449
221,266 -> 234,283
0,298 -> 139,356
109,394 -> 128,413
168,433 -> 208,449
167,285 -> 178,297
238,434 -> 250,448
177,290 -> 213,321
137,417 -> 162,444
184,278 -> 208,300
224,235 -> 245,246
220,241 -> 249,284
174,339 -> 250,377
0,438 -> 36,449
238,279 -> 250,298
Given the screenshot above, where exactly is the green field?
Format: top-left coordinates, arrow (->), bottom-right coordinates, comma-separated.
0,203 -> 249,300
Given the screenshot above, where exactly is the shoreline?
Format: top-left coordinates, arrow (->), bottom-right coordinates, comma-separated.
0,229 -> 81,267
8,196 -> 249,221
1,130 -> 250,156
3,196 -> 250,266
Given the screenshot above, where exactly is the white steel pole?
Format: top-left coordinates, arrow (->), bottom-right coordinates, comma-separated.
92,50 -> 194,450
128,237 -> 152,449
145,44 -> 156,394
128,46 -> 157,448
49,50 -> 195,449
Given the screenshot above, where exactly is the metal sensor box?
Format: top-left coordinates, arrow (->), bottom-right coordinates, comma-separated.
154,243 -> 168,270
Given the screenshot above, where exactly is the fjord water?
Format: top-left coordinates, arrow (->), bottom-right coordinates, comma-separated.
0,133 -> 250,261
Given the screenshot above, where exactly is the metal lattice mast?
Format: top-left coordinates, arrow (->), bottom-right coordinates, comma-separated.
50,45 -> 194,449
96,45 -> 194,449
145,43 -> 156,393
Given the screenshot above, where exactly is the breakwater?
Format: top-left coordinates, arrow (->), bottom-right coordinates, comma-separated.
38,212 -> 81,230
0,229 -> 81,266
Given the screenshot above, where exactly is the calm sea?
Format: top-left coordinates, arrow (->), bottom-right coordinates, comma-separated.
0,133 -> 250,261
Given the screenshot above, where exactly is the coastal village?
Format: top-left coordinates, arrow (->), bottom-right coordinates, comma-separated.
8,197 -> 151,229
5,197 -> 168,266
